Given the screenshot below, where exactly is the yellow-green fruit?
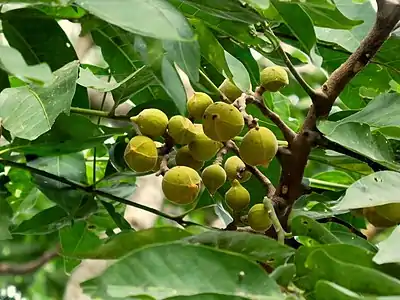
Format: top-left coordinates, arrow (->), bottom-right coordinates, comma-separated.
248,203 -> 272,231
225,179 -> 250,211
130,109 -> 168,138
239,127 -> 278,167
124,135 -> 158,172
363,207 -> 397,228
202,102 -> 244,141
260,66 -> 289,92
187,92 -> 213,120
188,129 -> 223,161
175,146 -> 204,171
201,164 -> 227,195
218,79 -> 243,102
162,166 -> 202,204
224,156 -> 252,183
167,115 -> 197,145
375,203 -> 400,224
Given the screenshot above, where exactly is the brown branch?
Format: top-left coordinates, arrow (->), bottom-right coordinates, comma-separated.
0,245 -> 60,275
233,95 -> 258,128
273,1 -> 400,229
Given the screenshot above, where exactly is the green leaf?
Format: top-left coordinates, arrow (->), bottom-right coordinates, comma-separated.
291,215 -> 342,244
0,61 -> 79,140
82,243 -> 282,299
165,295 -> 254,300
0,45 -> 53,85
182,230 -> 295,267
271,0 -> 316,54
28,152 -> 87,214
60,221 -> 103,257
305,249 -> 400,296
270,263 -> 296,287
163,39 -> 200,83
334,171 -> 400,210
96,172 -> 137,199
76,0 -> 194,41
73,227 -> 192,259
76,65 -> 148,92
190,19 -> 232,79
224,50 -> 252,92
312,170 -> 355,188
100,201 -> 131,231
318,122 -> 400,171
0,114 -> 122,157
373,226 -> 400,265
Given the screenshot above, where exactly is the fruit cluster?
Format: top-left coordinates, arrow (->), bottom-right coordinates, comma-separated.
123,66 -> 288,231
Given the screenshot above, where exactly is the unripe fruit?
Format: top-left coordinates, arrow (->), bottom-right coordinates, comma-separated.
239,126 -> 278,167
225,179 -> 250,211
363,206 -> 397,227
187,92 -> 213,120
218,79 -> 242,102
124,135 -> 158,172
201,164 -> 227,195
130,109 -> 168,138
375,203 -> 400,224
188,128 -> 223,161
248,203 -> 272,231
260,66 -> 289,92
224,156 -> 252,183
162,166 -> 201,205
175,146 -> 204,171
167,116 -> 197,145
202,102 -> 244,141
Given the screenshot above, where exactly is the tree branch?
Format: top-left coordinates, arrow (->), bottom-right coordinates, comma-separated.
0,159 -> 194,227
273,1 -> 400,229
70,107 -> 130,121
0,245 -> 60,275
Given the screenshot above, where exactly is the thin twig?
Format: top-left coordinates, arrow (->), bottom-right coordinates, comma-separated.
246,92 -> 296,145
0,159 -> 193,227
156,154 -> 170,176
233,95 -> 258,128
199,69 -> 231,103
0,245 -> 60,275
70,107 -> 130,121
226,140 -> 276,197
263,197 -> 289,244
214,146 -> 229,165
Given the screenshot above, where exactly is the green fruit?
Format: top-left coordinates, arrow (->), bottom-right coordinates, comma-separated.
124,135 -> 158,172
187,92 -> 213,120
162,166 -> 202,204
224,156 -> 252,183
188,126 -> 223,161
375,203 -> 400,224
248,203 -> 272,231
218,79 -> 243,102
202,102 -> 244,141
167,115 -> 197,145
130,109 -> 168,138
175,146 -> 204,171
239,126 -> 278,167
363,206 -> 397,228
260,66 -> 289,92
225,179 -> 250,211
201,164 -> 227,195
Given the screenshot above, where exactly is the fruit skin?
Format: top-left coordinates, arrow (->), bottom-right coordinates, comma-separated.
167,115 -> 197,145
218,79 -> 243,102
124,135 -> 158,172
375,203 -> 400,224
202,102 -> 244,141
225,179 -> 250,211
260,66 -> 289,92
162,166 -> 202,204
175,146 -> 204,171
363,206 -> 397,227
224,156 -> 252,183
187,92 -> 213,120
239,126 -> 278,167
247,203 -> 272,231
201,164 -> 227,195
130,109 -> 168,138
188,126 -> 223,161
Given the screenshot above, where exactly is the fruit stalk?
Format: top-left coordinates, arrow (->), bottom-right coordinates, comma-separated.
263,196 -> 289,244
